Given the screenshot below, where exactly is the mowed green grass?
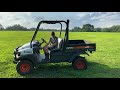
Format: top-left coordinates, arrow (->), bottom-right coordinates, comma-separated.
0,31 -> 120,78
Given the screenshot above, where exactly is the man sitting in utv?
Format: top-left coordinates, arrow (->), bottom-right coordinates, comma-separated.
43,31 -> 58,61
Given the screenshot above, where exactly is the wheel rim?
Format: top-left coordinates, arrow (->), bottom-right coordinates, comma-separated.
20,63 -> 30,73
76,60 -> 85,69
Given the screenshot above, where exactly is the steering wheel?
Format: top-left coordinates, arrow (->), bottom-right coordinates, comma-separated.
41,38 -> 47,43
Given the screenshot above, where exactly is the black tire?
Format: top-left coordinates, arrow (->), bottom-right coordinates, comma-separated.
72,57 -> 87,70
16,60 -> 34,75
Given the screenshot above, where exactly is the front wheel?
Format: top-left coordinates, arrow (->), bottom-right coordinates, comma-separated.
16,60 -> 34,75
72,57 -> 87,70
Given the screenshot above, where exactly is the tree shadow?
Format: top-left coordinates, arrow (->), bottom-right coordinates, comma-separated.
24,62 -> 120,78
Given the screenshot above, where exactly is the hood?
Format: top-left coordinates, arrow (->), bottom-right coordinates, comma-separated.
18,42 -> 31,50
17,40 -> 39,51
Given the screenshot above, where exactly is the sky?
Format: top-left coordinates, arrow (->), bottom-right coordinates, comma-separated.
0,12 -> 120,29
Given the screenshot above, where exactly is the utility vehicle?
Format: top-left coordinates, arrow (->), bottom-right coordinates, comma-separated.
13,20 -> 96,75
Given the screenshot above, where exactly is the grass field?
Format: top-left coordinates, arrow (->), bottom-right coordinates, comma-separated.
0,31 -> 120,78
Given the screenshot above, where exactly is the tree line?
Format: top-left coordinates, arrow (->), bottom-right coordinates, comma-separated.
1,23 -> 120,32
71,24 -> 120,32
0,24 -> 61,31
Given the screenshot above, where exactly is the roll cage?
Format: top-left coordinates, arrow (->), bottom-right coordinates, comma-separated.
30,20 -> 70,50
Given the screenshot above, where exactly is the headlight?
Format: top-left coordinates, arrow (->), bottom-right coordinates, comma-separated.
18,52 -> 21,56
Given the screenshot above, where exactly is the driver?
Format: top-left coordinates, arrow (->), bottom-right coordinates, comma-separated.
43,31 -> 58,60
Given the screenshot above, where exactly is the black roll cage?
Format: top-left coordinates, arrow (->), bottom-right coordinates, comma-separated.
30,20 -> 69,50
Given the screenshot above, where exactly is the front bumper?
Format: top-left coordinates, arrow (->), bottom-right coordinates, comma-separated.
13,46 -> 21,64
13,60 -> 18,64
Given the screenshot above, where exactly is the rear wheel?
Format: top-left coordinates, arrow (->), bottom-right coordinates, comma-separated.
72,57 -> 87,70
16,60 -> 34,75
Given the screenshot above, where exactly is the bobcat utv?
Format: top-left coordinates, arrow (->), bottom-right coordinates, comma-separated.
13,20 -> 96,75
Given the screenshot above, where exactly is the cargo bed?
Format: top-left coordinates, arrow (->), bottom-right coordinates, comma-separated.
66,40 -> 96,53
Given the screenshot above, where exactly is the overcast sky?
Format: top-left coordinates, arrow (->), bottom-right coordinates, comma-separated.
0,12 -> 120,29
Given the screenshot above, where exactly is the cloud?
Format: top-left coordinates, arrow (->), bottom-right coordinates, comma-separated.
90,12 -> 120,21
33,16 -> 44,22
89,12 -> 120,27
0,12 -> 32,28
77,12 -> 94,18
0,12 -> 120,29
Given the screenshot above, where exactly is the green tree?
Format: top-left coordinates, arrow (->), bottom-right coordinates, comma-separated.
94,28 -> 102,32
6,24 -> 28,30
72,27 -> 81,32
82,24 -> 94,32
109,25 -> 120,32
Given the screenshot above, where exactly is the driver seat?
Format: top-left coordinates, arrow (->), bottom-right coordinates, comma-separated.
57,38 -> 63,49
48,38 -> 63,60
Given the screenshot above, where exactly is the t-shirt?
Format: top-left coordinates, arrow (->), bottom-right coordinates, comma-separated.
49,36 -> 58,46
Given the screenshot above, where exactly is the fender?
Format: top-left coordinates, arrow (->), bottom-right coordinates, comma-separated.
68,52 -> 86,62
68,53 -> 80,62
16,53 -> 39,67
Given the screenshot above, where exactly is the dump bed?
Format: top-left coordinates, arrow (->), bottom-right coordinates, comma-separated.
66,40 -> 96,53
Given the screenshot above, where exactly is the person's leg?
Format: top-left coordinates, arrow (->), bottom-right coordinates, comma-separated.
48,45 -> 55,51
43,45 -> 49,61
43,45 -> 49,53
